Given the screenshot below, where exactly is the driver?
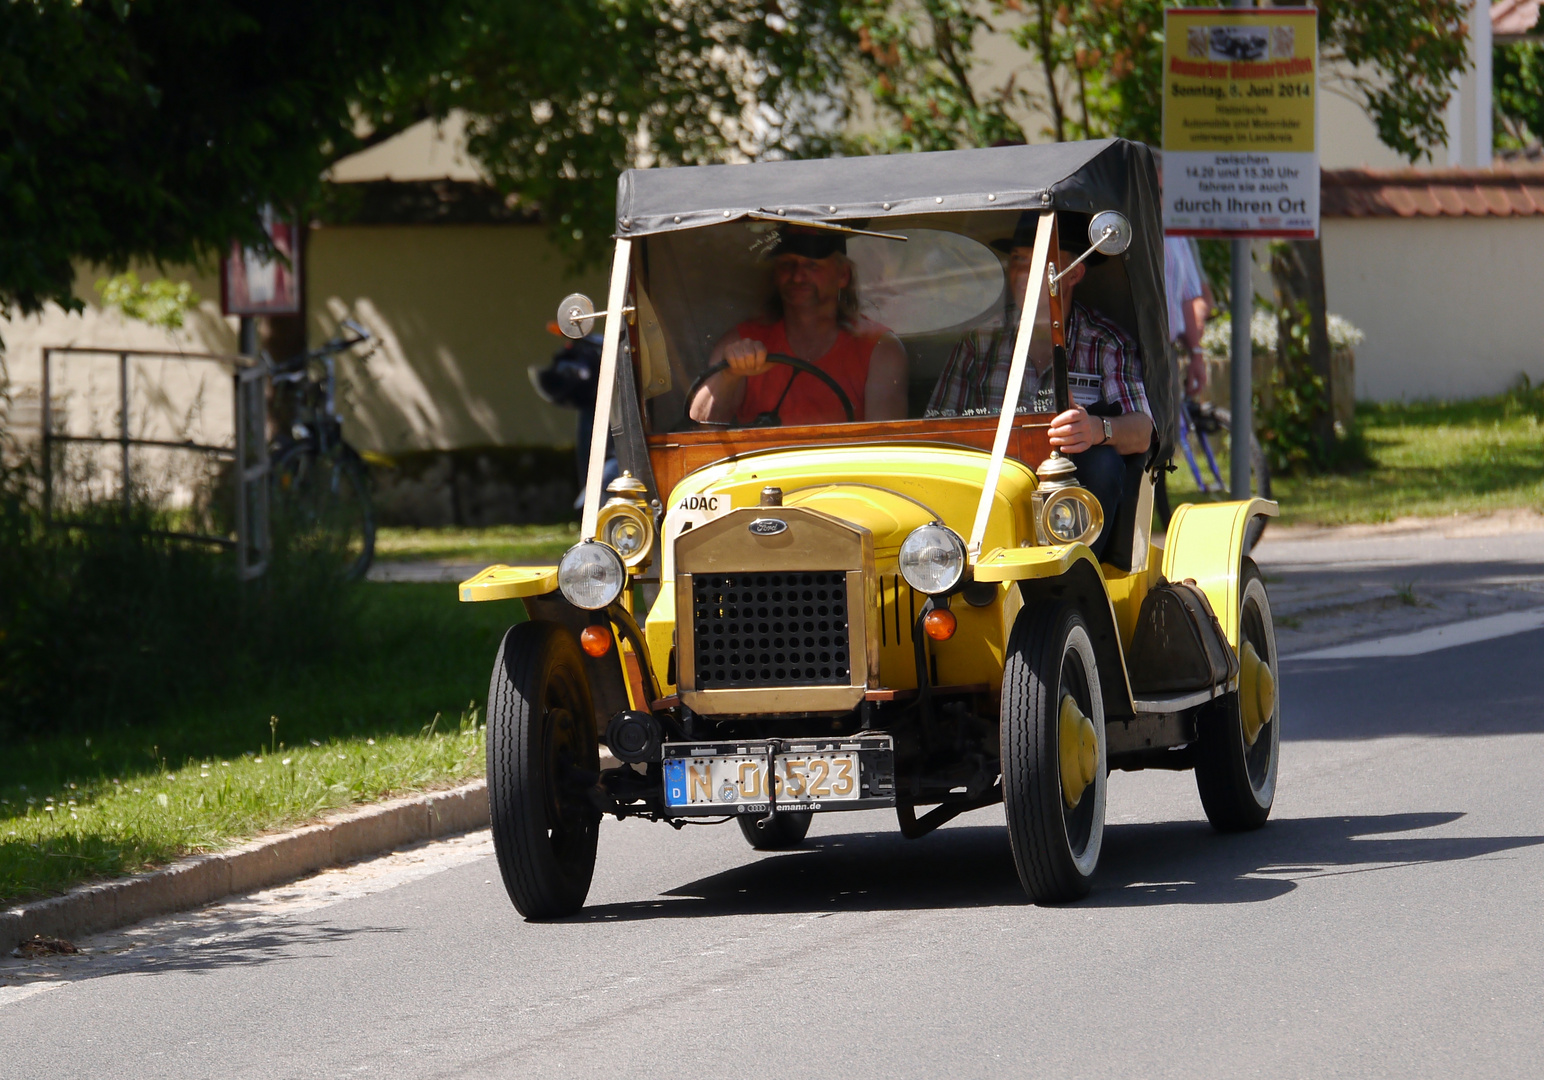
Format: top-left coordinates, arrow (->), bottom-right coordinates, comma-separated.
928,211 -> 1153,559
688,227 -> 908,426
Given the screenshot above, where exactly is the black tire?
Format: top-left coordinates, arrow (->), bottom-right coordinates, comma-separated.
271,441 -> 376,580
1001,602 -> 1108,904
1194,559 -> 1280,831
487,622 -> 601,919
737,811 -> 813,850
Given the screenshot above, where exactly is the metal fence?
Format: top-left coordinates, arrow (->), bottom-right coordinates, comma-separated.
40,347 -> 272,579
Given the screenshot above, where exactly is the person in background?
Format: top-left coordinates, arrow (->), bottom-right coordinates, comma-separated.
529,328 -> 618,509
1165,235 -> 1212,397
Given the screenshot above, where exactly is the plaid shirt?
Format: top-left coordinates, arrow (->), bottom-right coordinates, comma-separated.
925,299 -> 1149,418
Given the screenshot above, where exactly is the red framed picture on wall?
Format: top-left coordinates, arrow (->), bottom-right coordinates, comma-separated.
221,206 -> 303,315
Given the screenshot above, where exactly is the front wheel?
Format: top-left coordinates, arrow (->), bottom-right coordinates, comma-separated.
737,811 -> 813,850
1001,602 -> 1108,904
487,622 -> 601,919
1194,559 -> 1280,831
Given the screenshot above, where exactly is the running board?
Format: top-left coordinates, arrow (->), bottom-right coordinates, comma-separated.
1130,679 -> 1235,714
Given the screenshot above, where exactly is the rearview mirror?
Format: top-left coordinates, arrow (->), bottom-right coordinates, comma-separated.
1051,210 -> 1133,287
1088,211 -> 1132,256
556,293 -> 596,339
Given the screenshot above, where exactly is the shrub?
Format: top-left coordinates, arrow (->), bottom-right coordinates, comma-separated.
0,453 -> 358,740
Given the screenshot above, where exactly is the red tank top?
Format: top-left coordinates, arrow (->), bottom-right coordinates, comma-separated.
733,320 -> 881,426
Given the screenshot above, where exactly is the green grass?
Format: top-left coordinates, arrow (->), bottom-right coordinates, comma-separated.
373,522 -> 579,564
0,583 -> 522,904
1168,388 -> 1544,528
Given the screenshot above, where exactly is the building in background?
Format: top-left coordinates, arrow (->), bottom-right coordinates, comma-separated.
4,5 -> 1539,521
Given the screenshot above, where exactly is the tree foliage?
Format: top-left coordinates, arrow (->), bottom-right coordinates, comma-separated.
406,1 -> 851,264
0,0 -> 463,319
842,0 -> 1472,160
1495,37 -> 1544,151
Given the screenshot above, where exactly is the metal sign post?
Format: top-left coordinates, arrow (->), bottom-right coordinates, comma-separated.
1162,3 -> 1320,499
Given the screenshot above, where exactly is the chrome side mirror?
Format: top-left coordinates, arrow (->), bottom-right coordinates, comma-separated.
1088,211 -> 1132,256
1050,210 -> 1133,287
556,293 -> 596,339
555,291 -> 634,339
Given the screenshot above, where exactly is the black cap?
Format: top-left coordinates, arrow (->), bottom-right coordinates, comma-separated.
767,226 -> 847,260
991,210 -> 1106,266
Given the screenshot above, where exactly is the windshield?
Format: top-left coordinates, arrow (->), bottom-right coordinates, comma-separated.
637,212 -> 1056,432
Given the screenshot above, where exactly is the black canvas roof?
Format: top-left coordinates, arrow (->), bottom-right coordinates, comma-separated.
617,139 -> 1175,461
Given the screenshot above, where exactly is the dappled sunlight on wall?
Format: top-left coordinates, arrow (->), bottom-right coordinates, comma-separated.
309,225 -> 604,455
1,262 -> 239,458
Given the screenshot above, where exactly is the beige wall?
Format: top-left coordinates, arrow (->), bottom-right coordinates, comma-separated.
1321,215 -> 1544,400
1,263 -> 240,445
308,224 -> 606,454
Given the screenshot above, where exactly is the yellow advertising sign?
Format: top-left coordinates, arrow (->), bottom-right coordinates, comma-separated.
1162,7 -> 1320,238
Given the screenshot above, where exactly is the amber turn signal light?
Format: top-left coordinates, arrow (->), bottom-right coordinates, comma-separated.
923,608 -> 957,641
580,624 -> 613,657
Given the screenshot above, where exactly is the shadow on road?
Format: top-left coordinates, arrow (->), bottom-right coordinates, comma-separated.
0,922 -> 408,990
1282,627 -> 1544,739
576,811 -> 1544,921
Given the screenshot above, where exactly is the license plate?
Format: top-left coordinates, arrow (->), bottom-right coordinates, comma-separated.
662,738 -> 894,816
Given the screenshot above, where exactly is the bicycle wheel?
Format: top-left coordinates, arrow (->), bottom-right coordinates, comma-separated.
271,441 -> 376,580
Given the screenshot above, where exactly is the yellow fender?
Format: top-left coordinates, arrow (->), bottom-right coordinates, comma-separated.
1161,499 -> 1278,646
976,542 -> 1136,718
973,543 -> 1097,582
458,564 -> 558,603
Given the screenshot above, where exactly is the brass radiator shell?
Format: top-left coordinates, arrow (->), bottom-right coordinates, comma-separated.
675,507 -> 877,715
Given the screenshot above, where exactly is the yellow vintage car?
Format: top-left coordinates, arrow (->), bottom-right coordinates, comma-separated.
461,139 -> 1280,919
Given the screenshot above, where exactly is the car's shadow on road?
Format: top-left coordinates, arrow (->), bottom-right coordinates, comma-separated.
575,811 -> 1544,921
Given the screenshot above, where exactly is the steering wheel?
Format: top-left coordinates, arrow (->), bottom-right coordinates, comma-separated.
683,352 -> 855,428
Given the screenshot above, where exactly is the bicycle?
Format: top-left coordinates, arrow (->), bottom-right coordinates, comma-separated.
1154,396 -> 1271,552
268,319 -> 377,580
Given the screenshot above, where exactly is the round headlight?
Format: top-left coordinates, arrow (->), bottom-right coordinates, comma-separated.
558,541 -> 626,610
899,523 -> 967,595
596,500 -> 654,566
1041,487 -> 1104,547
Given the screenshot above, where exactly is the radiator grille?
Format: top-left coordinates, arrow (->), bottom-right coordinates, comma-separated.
691,571 -> 850,689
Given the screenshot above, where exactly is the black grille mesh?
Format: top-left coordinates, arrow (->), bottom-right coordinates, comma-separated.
691,572 -> 850,689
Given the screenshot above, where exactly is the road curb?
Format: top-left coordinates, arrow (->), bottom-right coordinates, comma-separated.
1,779 -> 489,953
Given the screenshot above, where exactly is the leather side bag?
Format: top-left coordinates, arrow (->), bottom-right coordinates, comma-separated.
1127,579 -> 1240,694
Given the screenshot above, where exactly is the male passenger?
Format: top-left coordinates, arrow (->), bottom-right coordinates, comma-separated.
689,227 -> 908,426
927,212 -> 1153,559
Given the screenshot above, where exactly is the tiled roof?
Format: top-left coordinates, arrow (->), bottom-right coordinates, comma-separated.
1321,168 -> 1544,218
1494,0 -> 1541,42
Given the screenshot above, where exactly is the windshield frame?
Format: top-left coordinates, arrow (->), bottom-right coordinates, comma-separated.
579,211 -> 1076,572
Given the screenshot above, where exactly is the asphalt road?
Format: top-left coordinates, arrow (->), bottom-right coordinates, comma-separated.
6,582 -> 1544,1077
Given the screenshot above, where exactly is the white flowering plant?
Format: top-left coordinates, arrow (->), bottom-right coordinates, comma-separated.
1202,309 -> 1365,358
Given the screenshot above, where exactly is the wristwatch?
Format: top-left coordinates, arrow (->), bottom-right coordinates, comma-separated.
1099,417 -> 1113,446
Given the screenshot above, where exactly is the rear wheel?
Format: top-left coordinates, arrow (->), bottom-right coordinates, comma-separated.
487,622 -> 601,919
737,811 -> 813,850
1001,602 -> 1107,904
1194,559 -> 1280,831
